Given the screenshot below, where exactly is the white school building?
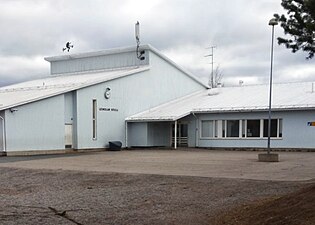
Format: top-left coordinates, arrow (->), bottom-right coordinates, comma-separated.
0,45 -> 314,155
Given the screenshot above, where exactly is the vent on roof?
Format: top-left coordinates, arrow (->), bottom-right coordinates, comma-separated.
208,89 -> 220,96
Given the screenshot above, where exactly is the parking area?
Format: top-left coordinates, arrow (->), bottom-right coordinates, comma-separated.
0,149 -> 314,181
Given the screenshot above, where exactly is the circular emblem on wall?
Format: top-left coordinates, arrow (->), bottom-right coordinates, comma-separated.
104,87 -> 111,99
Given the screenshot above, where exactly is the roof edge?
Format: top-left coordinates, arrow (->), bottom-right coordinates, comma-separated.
44,44 -> 152,62
44,44 -> 209,89
0,66 -> 150,111
147,45 -> 209,89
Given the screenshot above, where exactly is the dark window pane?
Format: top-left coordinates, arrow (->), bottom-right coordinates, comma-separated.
227,120 -> 239,137
263,119 -> 277,137
181,124 -> 188,137
247,120 -> 260,137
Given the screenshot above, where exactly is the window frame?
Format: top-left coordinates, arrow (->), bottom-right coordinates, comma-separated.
92,99 -> 97,140
199,118 -> 283,140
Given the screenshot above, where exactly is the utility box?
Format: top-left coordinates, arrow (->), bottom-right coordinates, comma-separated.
108,141 -> 122,151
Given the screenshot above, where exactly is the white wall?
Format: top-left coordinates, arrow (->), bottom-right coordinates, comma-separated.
75,50 -> 206,149
5,95 -> 65,151
128,122 -> 148,147
51,51 -> 149,75
147,122 -> 171,146
191,111 -> 315,149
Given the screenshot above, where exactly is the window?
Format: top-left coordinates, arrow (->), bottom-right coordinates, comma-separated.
279,119 -> 283,137
222,120 -> 226,137
201,120 -> 214,138
214,120 -> 218,138
92,99 -> 97,139
246,120 -> 260,137
200,118 -> 282,139
226,120 -> 239,137
263,119 -> 282,138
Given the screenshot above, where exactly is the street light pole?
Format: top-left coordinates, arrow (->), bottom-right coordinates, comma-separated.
267,18 -> 278,154
258,17 -> 279,162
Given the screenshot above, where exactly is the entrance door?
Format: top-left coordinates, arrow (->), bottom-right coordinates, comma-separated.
65,124 -> 73,149
171,122 -> 188,147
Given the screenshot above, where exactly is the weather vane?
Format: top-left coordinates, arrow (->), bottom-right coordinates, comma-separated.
62,42 -> 74,52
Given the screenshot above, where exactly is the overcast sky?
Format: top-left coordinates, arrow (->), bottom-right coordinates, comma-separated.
0,0 -> 314,87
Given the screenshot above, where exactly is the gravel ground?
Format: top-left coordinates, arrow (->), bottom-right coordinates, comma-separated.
0,167 -> 309,225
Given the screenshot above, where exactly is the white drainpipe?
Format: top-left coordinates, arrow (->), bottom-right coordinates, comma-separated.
174,120 -> 177,149
125,121 -> 128,148
192,113 -> 199,147
0,115 -> 6,152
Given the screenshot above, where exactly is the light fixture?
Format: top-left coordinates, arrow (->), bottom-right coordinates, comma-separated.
10,108 -> 18,113
104,87 -> 111,99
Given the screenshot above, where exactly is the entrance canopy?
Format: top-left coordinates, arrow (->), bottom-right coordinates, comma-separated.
126,90 -> 203,122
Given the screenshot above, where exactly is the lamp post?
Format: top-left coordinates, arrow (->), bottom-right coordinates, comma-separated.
267,18 -> 278,154
258,18 -> 279,162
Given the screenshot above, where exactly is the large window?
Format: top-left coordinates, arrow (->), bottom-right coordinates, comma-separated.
263,119 -> 282,138
247,120 -> 260,137
201,120 -> 214,138
226,120 -> 239,137
92,99 -> 97,140
200,118 -> 282,139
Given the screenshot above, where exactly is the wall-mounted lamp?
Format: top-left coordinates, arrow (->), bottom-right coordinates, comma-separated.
10,108 -> 18,113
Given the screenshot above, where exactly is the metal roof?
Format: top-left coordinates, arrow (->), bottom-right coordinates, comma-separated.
0,66 -> 149,111
126,81 -> 315,121
45,44 -> 209,89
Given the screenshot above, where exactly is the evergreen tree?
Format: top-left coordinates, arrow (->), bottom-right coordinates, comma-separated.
274,0 -> 315,59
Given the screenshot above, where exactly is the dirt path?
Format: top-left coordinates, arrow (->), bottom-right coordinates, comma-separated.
0,167 -> 310,225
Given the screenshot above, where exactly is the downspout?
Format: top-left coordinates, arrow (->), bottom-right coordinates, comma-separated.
174,120 -> 177,149
192,113 -> 199,147
0,115 -> 6,152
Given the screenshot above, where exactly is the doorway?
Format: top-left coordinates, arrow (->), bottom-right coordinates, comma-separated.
171,122 -> 188,147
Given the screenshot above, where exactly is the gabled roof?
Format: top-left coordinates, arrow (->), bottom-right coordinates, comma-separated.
0,66 -> 149,111
126,81 -> 315,121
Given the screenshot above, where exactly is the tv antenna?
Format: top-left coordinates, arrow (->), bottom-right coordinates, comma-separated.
135,21 -> 145,60
204,45 -> 216,88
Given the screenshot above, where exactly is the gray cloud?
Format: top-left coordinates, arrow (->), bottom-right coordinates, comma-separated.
0,0 -> 314,87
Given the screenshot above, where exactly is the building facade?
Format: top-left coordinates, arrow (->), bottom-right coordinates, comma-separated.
0,45 -> 314,155
0,45 -> 206,155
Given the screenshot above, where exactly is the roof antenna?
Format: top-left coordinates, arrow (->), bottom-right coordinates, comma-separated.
135,21 -> 145,60
62,41 -> 74,52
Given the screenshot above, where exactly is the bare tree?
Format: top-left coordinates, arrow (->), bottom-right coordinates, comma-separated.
213,65 -> 223,87
208,65 -> 223,88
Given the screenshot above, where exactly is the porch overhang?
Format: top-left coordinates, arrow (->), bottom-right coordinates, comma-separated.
125,112 -> 191,123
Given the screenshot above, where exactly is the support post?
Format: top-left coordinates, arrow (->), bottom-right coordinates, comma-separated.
125,121 -> 128,148
174,120 -> 177,149
0,115 -> 6,152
